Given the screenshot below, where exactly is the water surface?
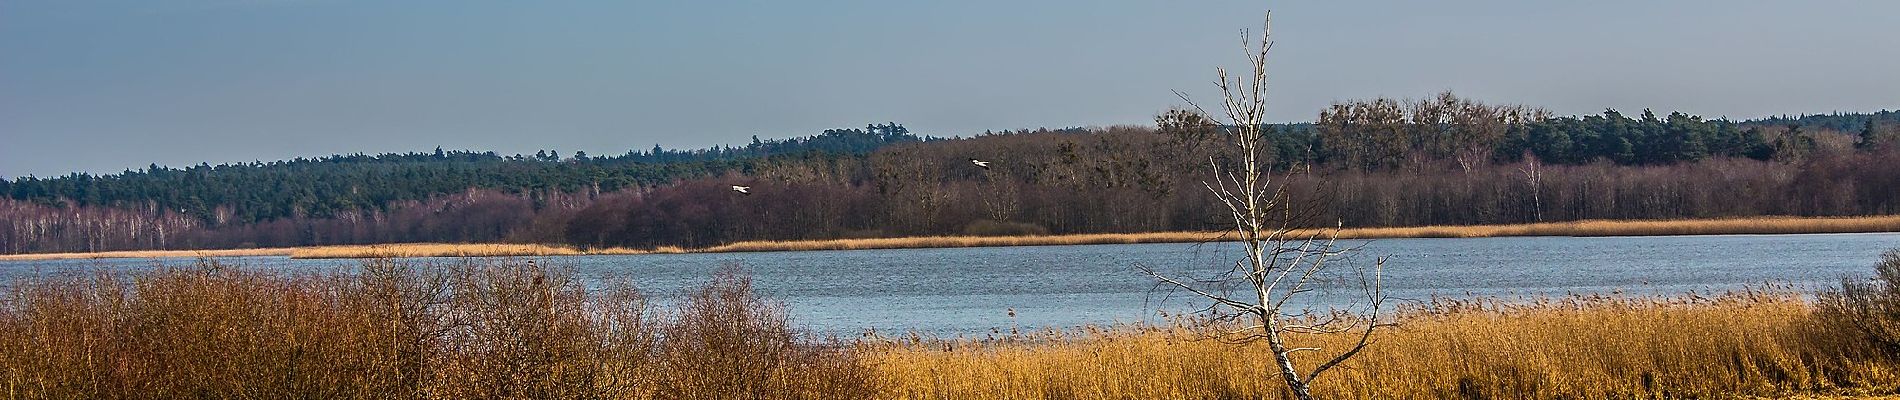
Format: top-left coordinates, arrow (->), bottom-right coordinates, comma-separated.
5,233 -> 1896,336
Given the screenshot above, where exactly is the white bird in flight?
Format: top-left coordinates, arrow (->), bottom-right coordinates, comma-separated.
970,159 -> 992,170
731,185 -> 751,195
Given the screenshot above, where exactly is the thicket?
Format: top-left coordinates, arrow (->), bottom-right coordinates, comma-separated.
1818,249 -> 1900,356
0,259 -> 876,399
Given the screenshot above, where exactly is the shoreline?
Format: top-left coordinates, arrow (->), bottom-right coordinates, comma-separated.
5,215 -> 1899,261
6,258 -> 1887,397
0,248 -> 295,261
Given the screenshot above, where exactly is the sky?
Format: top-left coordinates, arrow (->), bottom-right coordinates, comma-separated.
3,0 -> 1897,178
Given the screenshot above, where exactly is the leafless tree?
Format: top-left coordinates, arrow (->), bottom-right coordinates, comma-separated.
1145,12 -> 1389,400
1520,153 -> 1545,222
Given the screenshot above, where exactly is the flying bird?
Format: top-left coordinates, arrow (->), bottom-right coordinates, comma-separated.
970,159 -> 992,170
731,185 -> 752,195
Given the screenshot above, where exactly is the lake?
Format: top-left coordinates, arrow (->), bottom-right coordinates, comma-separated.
4,232 -> 1897,336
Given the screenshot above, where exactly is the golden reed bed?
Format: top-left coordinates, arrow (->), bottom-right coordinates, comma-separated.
288,243 -> 683,259
3,258 -> 1895,398
702,215 -> 1900,253
0,248 -> 293,261
869,290 -> 1899,399
6,215 -> 1899,260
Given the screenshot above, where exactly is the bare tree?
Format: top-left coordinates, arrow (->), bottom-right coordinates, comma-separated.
1146,12 -> 1389,400
1520,152 -> 1545,222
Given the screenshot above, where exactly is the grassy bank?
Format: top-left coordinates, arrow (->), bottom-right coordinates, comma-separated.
696,214 -> 1900,253
0,247 -> 294,261
1,259 -> 1895,398
0,244 -> 682,261
288,243 -> 684,259
873,289 -> 1897,398
6,215 -> 1899,260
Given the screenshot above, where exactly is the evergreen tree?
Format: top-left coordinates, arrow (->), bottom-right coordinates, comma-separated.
1862,119 -> 1881,149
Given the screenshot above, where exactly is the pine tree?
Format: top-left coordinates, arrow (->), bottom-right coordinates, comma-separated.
1861,119 -> 1880,149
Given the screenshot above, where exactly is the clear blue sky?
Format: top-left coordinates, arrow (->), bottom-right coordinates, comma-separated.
3,0 -> 1896,178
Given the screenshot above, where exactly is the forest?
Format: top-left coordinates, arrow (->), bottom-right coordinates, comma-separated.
3,94 -> 1897,254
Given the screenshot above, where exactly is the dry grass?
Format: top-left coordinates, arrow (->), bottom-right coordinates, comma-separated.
288,243 -> 680,259
1346,215 -> 1900,239
4,257 -> 1899,398
8,215 -> 1899,260
0,259 -> 876,399
0,248 -> 293,261
705,215 -> 1900,253
867,289 -> 1900,399
697,232 -> 1222,253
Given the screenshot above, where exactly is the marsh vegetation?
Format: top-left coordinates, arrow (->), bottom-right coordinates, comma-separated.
9,215 -> 1898,261
4,256 -> 1899,399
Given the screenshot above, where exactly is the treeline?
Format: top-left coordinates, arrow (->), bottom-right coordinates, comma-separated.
541,127 -> 1900,249
1254,92 -> 1895,170
3,95 -> 1897,253
0,123 -> 921,225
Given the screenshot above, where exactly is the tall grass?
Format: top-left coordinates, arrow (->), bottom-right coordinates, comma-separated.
697,232 -> 1221,253
6,258 -> 1900,398
0,259 -> 873,399
0,248 -> 293,261
868,289 -> 1900,399
701,215 -> 1900,253
288,243 -> 684,259
1430,215 -> 1900,238
10,215 -> 1898,260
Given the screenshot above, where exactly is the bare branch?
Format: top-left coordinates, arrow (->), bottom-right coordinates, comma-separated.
1141,265 -> 1260,313
1151,10 -> 1389,400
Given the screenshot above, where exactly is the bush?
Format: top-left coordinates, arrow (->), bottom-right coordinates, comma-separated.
653,266 -> 877,399
0,258 -> 875,399
1817,249 -> 1900,355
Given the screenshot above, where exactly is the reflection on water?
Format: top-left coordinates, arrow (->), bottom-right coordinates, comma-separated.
5,232 -> 1897,336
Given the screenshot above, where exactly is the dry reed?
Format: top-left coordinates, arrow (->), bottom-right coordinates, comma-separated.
0,259 -> 875,399
288,243 -> 677,259
9,216 -> 1898,260
704,215 -> 1900,253
697,232 -> 1224,253
867,289 -> 1900,399
1349,215 -> 1900,239
0,248 -> 293,261
4,257 -> 1897,398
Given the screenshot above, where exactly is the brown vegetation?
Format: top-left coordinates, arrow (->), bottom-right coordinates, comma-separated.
1818,250 -> 1900,358
1335,214 -> 1900,238
4,257 -> 1900,398
8,215 -> 1898,260
0,259 -> 875,399
287,243 -> 681,259
696,231 -> 1221,253
0,247 -> 292,261
870,289 -> 1899,399
702,215 -> 1900,253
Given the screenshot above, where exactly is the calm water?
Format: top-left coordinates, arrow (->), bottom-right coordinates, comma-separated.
5,233 -> 1898,336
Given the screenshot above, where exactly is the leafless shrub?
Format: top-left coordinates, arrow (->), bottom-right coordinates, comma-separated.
0,258 -> 869,399
653,265 -> 878,400
1817,249 -> 1900,356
